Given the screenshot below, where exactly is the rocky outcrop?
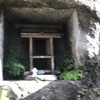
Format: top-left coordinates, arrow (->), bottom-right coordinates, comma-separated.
0,81 -> 50,99
3,1 -> 100,66
75,0 -> 100,19
1,80 -> 100,100
24,80 -> 82,100
2,0 -> 100,85
0,81 -> 82,100
0,1 -> 100,100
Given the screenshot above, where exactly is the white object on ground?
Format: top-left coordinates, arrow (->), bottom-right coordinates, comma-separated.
25,68 -> 57,80
25,74 -> 57,81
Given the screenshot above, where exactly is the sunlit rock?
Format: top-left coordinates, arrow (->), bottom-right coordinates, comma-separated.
85,22 -> 100,58
0,85 -> 18,100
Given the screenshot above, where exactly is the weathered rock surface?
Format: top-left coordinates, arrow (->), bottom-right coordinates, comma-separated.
75,0 -> 100,19
0,81 -> 51,100
0,0 -> 100,20
23,80 -> 82,100
1,1 -> 100,100
0,81 -> 83,100
0,9 -> 4,81
1,80 -> 100,100
3,0 -> 100,86
3,0 -> 100,65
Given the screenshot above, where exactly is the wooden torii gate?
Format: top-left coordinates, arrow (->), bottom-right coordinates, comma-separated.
21,33 -> 61,73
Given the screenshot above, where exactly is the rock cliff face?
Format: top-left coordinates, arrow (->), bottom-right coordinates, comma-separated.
3,0 -> 100,61
0,0 -> 100,100
2,0 -> 100,84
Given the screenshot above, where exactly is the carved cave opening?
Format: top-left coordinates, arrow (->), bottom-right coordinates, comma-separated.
3,8 -> 72,80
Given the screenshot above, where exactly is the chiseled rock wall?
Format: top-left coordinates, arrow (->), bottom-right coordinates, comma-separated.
68,10 -> 86,67
2,0 -> 100,63
2,0 -> 100,85
68,9 -> 100,66
0,9 -> 4,81
0,1 -> 100,100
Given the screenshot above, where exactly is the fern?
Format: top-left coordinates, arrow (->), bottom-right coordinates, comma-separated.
5,54 -> 25,77
59,70 -> 83,80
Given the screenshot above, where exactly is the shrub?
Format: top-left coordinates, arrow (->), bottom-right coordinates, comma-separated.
57,58 -> 83,80
4,54 -> 25,78
59,69 -> 83,80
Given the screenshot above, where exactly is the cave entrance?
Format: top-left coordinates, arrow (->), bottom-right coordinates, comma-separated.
20,25 -> 61,73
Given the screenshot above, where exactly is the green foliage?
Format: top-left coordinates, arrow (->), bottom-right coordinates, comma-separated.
57,58 -> 76,72
59,69 -> 83,80
5,54 -> 25,77
95,90 -> 100,100
96,91 -> 100,95
57,58 -> 83,80
97,97 -> 100,100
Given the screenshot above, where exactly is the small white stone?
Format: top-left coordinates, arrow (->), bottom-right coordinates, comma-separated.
41,96 -> 47,100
